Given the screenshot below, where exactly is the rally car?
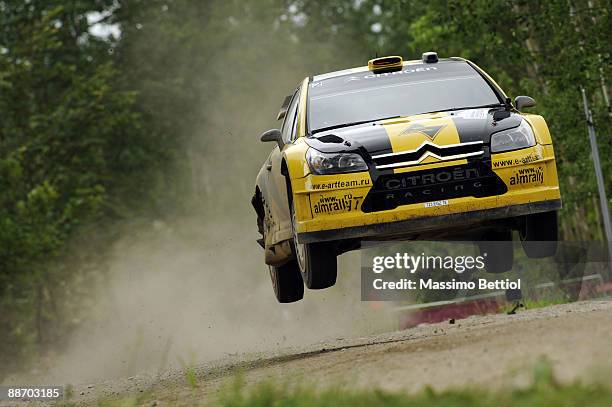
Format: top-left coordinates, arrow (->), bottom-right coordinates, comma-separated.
252,52 -> 561,302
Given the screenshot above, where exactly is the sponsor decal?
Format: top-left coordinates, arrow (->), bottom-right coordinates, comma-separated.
424,200 -> 449,208
384,167 -> 481,189
509,166 -> 544,186
384,181 -> 483,201
398,123 -> 446,141
344,76 -> 361,83
381,168 -> 485,204
363,66 -> 437,79
492,153 -> 542,169
312,193 -> 363,214
311,178 -> 370,190
361,163 -> 508,212
312,67 -> 439,87
454,109 -> 488,120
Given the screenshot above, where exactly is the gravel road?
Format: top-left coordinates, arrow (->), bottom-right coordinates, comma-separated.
60,298 -> 612,406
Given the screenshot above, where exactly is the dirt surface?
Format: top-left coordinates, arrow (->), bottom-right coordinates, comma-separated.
59,299 -> 612,405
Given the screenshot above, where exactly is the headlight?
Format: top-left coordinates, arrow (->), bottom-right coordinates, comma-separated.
306,148 -> 368,175
490,120 -> 536,153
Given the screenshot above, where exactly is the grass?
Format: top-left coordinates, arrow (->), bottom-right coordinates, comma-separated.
217,379 -> 612,407
91,359 -> 612,407
500,297 -> 568,314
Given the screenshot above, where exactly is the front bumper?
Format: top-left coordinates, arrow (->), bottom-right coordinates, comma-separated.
292,144 -> 562,244
298,199 -> 561,243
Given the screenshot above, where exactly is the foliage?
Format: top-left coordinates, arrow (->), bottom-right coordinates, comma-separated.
0,0 -> 610,378
0,1 -> 136,375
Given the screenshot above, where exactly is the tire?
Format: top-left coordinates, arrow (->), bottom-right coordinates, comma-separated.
479,228 -> 514,274
520,211 -> 558,258
269,259 -> 304,303
291,203 -> 337,289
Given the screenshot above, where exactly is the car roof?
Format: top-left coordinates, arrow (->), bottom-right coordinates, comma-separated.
308,58 -> 490,101
311,57 -> 463,83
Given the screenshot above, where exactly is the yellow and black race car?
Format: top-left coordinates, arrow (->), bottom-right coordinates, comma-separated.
252,52 -> 561,302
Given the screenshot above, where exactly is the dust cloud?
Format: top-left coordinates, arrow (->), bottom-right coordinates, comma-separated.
36,4 -> 394,384
45,218 -> 394,383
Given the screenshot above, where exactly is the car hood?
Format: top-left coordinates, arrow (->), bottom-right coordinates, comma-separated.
304,107 -> 522,157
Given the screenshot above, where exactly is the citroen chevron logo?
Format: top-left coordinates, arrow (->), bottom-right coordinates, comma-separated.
372,140 -> 484,170
399,123 -> 447,140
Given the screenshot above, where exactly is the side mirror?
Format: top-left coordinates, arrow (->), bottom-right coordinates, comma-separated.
514,96 -> 536,112
260,129 -> 281,144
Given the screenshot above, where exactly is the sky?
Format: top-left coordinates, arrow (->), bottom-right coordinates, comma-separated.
86,10 -> 121,39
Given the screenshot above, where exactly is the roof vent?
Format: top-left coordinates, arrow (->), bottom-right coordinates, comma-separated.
422,52 -> 438,63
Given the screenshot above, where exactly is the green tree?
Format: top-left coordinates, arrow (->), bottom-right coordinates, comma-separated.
0,2 -> 141,376
329,0 -> 612,240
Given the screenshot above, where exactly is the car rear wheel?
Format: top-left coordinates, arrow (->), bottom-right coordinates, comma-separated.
520,210 -> 558,258
291,203 -> 337,289
269,259 -> 304,303
479,228 -> 514,274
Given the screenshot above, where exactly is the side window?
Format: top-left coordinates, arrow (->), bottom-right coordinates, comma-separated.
281,89 -> 300,144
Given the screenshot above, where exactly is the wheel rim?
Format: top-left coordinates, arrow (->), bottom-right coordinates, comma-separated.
291,203 -> 307,273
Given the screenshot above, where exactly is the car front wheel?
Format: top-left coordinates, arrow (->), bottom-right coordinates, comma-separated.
291,203 -> 337,289
520,210 -> 558,258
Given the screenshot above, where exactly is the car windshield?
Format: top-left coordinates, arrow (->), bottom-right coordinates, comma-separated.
308,60 -> 501,133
